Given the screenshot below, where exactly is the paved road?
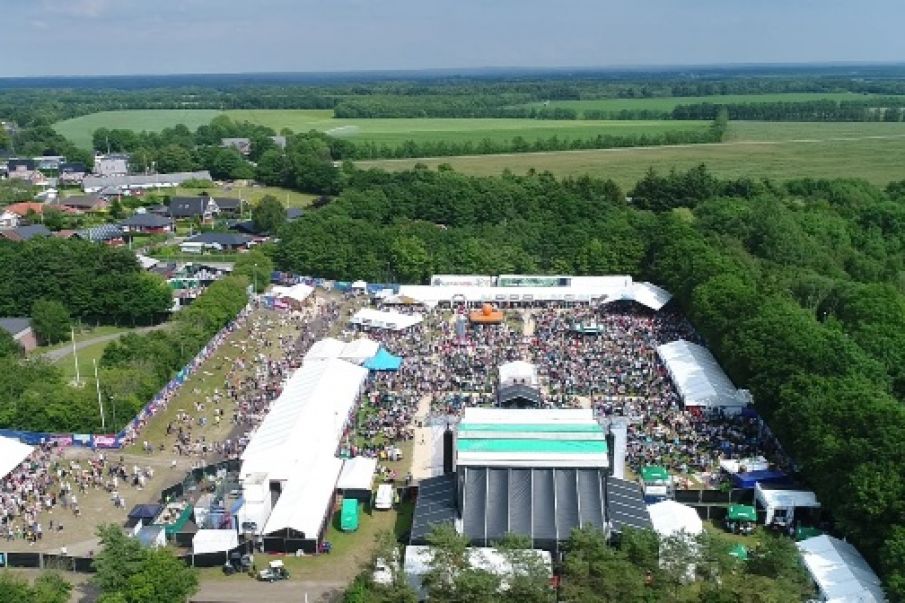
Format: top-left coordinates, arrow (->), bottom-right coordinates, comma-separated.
42,324 -> 170,363
192,579 -> 347,603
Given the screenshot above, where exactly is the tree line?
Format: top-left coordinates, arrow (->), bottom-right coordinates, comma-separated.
671,97 -> 905,121
273,164 -> 905,599
0,272 -> 247,434
348,524 -> 813,602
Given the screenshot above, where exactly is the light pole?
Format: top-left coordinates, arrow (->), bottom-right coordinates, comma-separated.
253,262 -> 257,294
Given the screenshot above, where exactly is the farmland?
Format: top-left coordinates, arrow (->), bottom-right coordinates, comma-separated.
53,109 -> 222,149
356,121 -> 905,189
521,91 -> 882,115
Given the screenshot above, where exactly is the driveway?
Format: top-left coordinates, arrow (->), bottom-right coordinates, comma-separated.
42,324 -> 170,363
192,579 -> 347,603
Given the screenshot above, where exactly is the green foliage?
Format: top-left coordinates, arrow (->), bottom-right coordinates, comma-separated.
233,249 -> 274,293
251,194 -> 286,234
0,328 -> 21,357
30,299 -> 70,345
93,524 -> 198,603
0,571 -> 71,603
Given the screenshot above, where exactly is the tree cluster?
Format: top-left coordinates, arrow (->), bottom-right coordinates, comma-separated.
671,97 -> 905,121
0,238 -> 172,326
0,571 -> 71,603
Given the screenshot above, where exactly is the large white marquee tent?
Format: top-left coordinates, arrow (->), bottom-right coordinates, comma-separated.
0,436 -> 34,481
656,340 -> 749,412
304,337 -> 380,365
240,358 -> 368,481
350,308 -> 423,331
647,500 -> 704,538
797,535 -> 886,602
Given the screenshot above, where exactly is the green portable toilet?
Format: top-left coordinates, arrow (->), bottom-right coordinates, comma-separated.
340,498 -> 359,532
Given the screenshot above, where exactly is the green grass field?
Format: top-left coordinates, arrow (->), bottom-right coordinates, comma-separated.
357,121 -> 905,189
167,184 -> 317,208
54,340 -> 109,381
54,109 -> 222,149
525,91 -> 883,115
224,109 -> 710,146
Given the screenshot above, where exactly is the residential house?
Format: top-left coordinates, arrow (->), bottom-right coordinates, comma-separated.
213,197 -> 242,216
75,224 -> 124,245
6,159 -> 36,181
0,317 -> 37,352
180,232 -> 252,253
34,156 -> 66,171
120,213 -> 174,234
59,162 -> 88,185
5,202 -> 47,218
168,196 -> 219,222
220,138 -> 251,155
0,224 -> 52,242
0,210 -> 20,229
270,135 -> 287,150
83,171 -> 212,193
93,154 -> 129,177
57,194 -> 108,213
229,207 -> 302,235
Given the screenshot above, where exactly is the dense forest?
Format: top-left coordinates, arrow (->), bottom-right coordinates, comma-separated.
272,164 -> 905,598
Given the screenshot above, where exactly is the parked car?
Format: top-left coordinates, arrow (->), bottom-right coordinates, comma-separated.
257,560 -> 289,582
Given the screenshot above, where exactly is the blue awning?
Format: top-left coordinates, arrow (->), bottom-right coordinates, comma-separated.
363,347 -> 402,371
732,470 -> 789,489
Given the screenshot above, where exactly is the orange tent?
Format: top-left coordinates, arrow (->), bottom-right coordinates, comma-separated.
469,303 -> 503,325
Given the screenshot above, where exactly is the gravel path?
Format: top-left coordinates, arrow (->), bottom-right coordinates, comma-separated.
42,324 -> 170,363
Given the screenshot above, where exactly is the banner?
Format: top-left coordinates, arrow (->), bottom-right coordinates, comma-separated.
93,435 -> 118,448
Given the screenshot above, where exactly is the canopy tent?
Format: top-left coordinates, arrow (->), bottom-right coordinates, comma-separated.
363,347 -> 402,371
263,455 -> 343,539
615,282 -> 673,311
640,466 -> 670,483
729,543 -> 749,561
303,337 -> 346,362
797,535 -> 885,602
270,283 -> 314,305
727,505 -> 757,523
0,436 -> 34,481
351,280 -> 367,290
240,358 -> 368,481
719,456 -> 769,475
337,457 -> 378,492
192,529 -> 239,554
498,360 -> 539,387
340,498 -> 359,532
127,504 -> 163,526
755,482 -> 821,526
732,469 -> 789,489
656,340 -> 749,412
350,308 -> 423,331
340,337 -> 380,365
647,500 -> 703,538
136,525 -> 166,549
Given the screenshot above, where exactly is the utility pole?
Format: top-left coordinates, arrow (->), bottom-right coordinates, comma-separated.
93,359 -> 105,431
71,327 -> 81,385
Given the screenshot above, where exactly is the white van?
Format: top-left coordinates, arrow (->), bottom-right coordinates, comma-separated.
374,484 -> 394,510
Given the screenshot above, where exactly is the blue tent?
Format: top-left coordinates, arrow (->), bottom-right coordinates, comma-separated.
732,470 -> 789,489
363,348 -> 402,371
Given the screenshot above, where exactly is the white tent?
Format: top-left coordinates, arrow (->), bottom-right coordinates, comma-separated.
617,282 -> 673,311
271,283 -> 314,304
755,482 -> 821,526
350,308 -> 423,331
240,358 -> 368,481
351,280 -> 368,290
340,337 -> 380,364
656,340 -> 748,412
498,360 -> 539,387
304,337 -> 347,362
404,545 -> 552,599
647,500 -> 703,538
336,457 -> 378,492
797,535 -> 885,602
136,525 -> 166,549
0,436 -> 34,481
192,529 -> 239,554
263,455 -> 343,540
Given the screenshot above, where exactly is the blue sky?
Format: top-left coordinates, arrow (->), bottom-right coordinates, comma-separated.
1,0 -> 903,77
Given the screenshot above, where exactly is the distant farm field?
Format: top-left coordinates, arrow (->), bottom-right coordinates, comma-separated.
223,109 -> 710,146
54,109 -> 222,148
356,121 -> 905,189
525,92 -> 885,116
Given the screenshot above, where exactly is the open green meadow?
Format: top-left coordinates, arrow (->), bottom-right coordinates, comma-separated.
357,121 -> 905,189
525,91 -> 884,115
224,109 -> 710,145
54,109 -> 222,149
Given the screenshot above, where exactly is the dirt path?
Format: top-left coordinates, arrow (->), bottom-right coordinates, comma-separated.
42,324 -> 170,363
411,394 -> 439,480
192,578 -> 347,603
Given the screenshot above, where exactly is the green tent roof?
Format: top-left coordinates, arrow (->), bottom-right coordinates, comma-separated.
458,423 -> 603,433
457,438 -> 607,455
727,504 -> 757,522
729,543 -> 749,561
640,466 -> 670,483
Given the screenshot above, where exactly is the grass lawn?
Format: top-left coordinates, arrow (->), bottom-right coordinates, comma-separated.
32,325 -> 130,356
53,339 -> 110,382
54,109 -> 222,149
225,110 -> 710,146
358,121 -> 905,189
524,92 -> 888,116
